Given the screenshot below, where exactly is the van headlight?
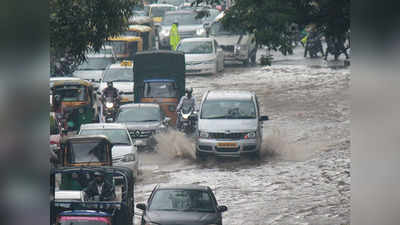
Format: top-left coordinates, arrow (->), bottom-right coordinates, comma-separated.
244,131 -> 256,139
122,153 -> 135,162
196,27 -> 206,36
199,130 -> 209,138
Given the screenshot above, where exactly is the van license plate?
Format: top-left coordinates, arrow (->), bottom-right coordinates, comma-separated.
217,142 -> 238,148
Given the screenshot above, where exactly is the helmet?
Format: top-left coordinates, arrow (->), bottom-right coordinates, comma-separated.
185,87 -> 193,95
107,81 -> 113,88
173,20 -> 179,26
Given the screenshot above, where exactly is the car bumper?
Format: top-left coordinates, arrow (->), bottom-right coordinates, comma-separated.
133,137 -> 157,149
196,138 -> 260,157
186,63 -> 216,75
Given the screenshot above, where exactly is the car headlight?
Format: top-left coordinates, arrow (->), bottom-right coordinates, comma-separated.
122,153 -> 135,162
196,27 -> 206,36
201,59 -> 216,64
160,29 -> 170,37
244,131 -> 256,139
235,44 -> 247,51
199,130 -> 209,138
105,102 -> 114,108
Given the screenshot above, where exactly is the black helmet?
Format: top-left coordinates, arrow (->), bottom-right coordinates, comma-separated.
107,81 -> 113,87
185,87 -> 193,95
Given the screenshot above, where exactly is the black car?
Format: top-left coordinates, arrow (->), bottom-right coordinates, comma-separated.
136,184 -> 228,225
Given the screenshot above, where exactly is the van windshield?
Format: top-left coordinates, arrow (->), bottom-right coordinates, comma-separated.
201,99 -> 256,119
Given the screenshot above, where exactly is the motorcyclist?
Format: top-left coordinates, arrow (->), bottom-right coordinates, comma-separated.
176,88 -> 196,130
102,81 -> 120,106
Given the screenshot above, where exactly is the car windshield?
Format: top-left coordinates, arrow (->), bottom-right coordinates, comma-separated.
77,57 -> 114,70
162,13 -> 202,25
201,99 -> 257,119
68,141 -> 108,163
122,30 -> 140,37
150,6 -> 176,17
103,68 -> 133,82
149,189 -> 215,212
117,107 -> 161,122
79,129 -> 131,145
133,10 -> 146,16
144,81 -> 177,98
60,220 -> 109,225
177,41 -> 213,54
53,85 -> 88,102
210,22 -> 244,36
98,47 -> 114,55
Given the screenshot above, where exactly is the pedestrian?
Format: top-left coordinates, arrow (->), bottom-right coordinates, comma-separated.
170,21 -> 180,51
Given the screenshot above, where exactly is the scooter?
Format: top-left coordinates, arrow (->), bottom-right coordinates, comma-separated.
178,106 -> 196,135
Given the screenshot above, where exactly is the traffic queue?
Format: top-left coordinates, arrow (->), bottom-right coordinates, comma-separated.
50,2 -> 268,225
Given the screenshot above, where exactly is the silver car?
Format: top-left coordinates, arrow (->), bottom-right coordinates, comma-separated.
195,90 -> 269,159
78,123 -> 139,178
116,103 -> 170,151
158,10 -> 205,49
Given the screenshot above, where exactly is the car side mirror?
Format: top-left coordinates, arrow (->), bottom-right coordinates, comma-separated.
136,203 -> 146,210
217,205 -> 228,212
260,115 -> 269,121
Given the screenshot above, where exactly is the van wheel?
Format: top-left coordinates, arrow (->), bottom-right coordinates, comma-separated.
196,151 -> 207,161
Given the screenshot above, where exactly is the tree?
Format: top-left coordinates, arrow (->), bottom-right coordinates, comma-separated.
50,0 -> 137,75
193,0 -> 349,56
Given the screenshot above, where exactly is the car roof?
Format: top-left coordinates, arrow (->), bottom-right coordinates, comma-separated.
80,123 -> 127,130
206,90 -> 254,100
120,103 -> 160,109
157,184 -> 210,191
180,37 -> 214,43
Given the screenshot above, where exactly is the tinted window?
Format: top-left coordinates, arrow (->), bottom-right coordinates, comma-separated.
79,129 -> 131,145
68,141 -> 108,163
144,82 -> 177,98
201,99 -> 256,119
117,107 -> 161,122
177,41 -> 213,54
149,189 -> 215,212
162,13 -> 202,25
103,68 -> 133,82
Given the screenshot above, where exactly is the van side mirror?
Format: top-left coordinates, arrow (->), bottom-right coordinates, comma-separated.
217,205 -> 228,212
136,203 -> 146,210
260,115 -> 269,121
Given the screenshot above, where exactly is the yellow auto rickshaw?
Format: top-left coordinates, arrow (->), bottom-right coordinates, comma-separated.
50,77 -> 99,131
106,36 -> 143,60
124,25 -> 155,51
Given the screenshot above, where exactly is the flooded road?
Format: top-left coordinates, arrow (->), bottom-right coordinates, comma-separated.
134,48 -> 350,225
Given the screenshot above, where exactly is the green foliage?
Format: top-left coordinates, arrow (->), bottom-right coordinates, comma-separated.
193,0 -> 349,56
50,0 -> 137,75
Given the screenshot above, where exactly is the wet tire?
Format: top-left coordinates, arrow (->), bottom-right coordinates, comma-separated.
196,151 -> 207,161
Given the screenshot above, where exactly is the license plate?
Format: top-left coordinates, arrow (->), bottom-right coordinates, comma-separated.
216,142 -> 238,148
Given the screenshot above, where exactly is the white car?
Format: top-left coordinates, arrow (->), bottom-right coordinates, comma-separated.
176,37 -> 224,75
78,123 -> 139,178
99,61 -> 134,104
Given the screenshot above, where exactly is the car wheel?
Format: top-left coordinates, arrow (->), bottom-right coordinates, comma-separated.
196,151 -> 207,161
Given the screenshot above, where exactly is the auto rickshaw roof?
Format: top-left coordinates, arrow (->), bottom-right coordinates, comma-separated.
65,135 -> 112,144
144,78 -> 175,82
50,77 -> 92,88
108,36 -> 142,41
128,24 -> 152,32
59,210 -> 112,217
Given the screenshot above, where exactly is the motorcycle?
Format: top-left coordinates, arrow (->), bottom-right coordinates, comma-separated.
103,96 -> 119,122
178,105 -> 196,135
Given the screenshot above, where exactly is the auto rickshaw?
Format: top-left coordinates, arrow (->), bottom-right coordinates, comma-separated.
50,77 -> 99,131
124,24 -> 155,51
133,50 -> 185,125
59,135 -> 113,167
106,36 -> 143,61
51,167 -> 135,225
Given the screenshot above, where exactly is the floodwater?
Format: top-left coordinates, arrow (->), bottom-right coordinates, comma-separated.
133,48 -> 350,225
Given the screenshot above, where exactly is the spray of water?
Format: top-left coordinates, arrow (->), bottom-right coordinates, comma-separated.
261,128 -> 312,161
154,130 -> 196,160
